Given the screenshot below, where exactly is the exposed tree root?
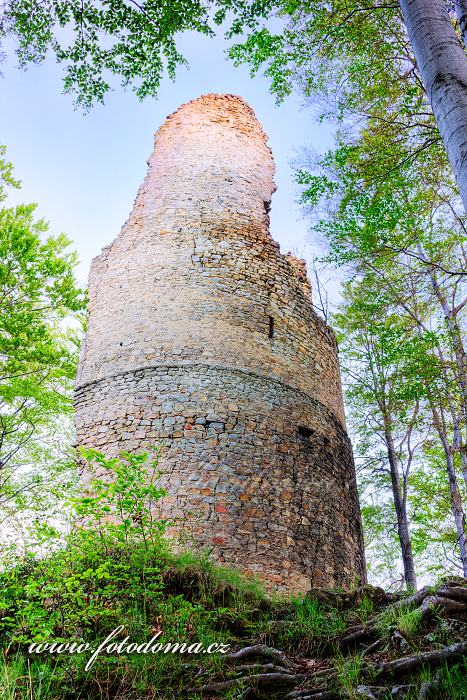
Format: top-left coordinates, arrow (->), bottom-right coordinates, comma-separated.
190,671 -> 308,695
438,585 -> 467,602
376,640 -> 467,677
340,580 -> 467,650
361,637 -> 385,656
188,580 -> 467,698
390,585 -> 432,612
223,643 -> 300,670
190,636 -> 467,697
286,691 -> 339,700
418,594 -> 467,620
234,663 -> 295,674
338,623 -> 378,648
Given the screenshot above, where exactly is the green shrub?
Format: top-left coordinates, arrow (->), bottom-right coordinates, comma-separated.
0,448 -> 170,644
0,448 -> 270,699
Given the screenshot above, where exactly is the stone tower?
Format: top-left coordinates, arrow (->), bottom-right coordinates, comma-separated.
74,94 -> 365,593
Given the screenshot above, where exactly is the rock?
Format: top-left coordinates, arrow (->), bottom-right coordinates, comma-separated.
391,630 -> 410,652
306,584 -> 392,609
356,685 -> 378,699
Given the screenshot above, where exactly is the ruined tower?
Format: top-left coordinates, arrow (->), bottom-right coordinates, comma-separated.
74,94 -> 365,593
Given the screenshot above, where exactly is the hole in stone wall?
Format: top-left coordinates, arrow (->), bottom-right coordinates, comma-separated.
298,425 -> 313,438
263,200 -> 271,213
268,316 -> 275,339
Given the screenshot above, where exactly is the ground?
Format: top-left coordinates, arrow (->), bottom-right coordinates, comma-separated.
0,544 -> 466,699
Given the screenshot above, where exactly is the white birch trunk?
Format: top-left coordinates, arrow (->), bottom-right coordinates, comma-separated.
399,0 -> 467,210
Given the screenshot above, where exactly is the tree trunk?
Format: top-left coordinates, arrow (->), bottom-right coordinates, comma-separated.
454,0 -> 467,47
384,422 -> 418,589
416,244 -> 467,490
399,0 -> 467,210
429,400 -> 467,576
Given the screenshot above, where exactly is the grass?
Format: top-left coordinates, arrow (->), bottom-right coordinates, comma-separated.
334,653 -> 365,698
376,601 -> 424,639
0,539 -> 465,699
279,596 -> 347,651
418,659 -> 467,699
0,539 -> 349,699
437,658 -> 467,699
0,539 -> 273,700
397,607 -> 424,638
356,595 -> 375,623
0,654 -> 62,700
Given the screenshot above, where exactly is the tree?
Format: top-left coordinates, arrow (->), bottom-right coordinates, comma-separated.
297,116 -> 467,575
334,278 -> 419,587
4,1 -> 467,205
0,148 -> 86,510
0,0 -> 272,109
228,1 -> 467,210
398,0 -> 467,210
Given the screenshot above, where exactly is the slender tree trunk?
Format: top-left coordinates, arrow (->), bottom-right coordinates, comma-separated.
429,400 -> 467,576
399,0 -> 467,210
384,421 -> 418,589
417,245 -> 467,489
454,0 -> 467,47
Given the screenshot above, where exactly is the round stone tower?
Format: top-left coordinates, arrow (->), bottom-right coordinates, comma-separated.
74,94 -> 365,593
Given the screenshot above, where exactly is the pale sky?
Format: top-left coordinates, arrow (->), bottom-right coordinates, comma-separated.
0,30 -> 334,285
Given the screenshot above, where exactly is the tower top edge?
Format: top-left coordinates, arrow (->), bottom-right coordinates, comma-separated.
167,93 -> 256,115
160,93 -> 271,147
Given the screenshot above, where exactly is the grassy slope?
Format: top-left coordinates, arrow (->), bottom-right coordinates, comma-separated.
0,545 -> 466,700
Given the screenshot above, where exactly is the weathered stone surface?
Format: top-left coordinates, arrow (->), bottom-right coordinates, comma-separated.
74,93 -> 366,593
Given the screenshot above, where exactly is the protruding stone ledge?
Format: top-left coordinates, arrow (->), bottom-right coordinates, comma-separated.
74,360 -> 349,434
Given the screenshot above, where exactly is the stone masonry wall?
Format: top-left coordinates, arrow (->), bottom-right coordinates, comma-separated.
74,94 -> 366,593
